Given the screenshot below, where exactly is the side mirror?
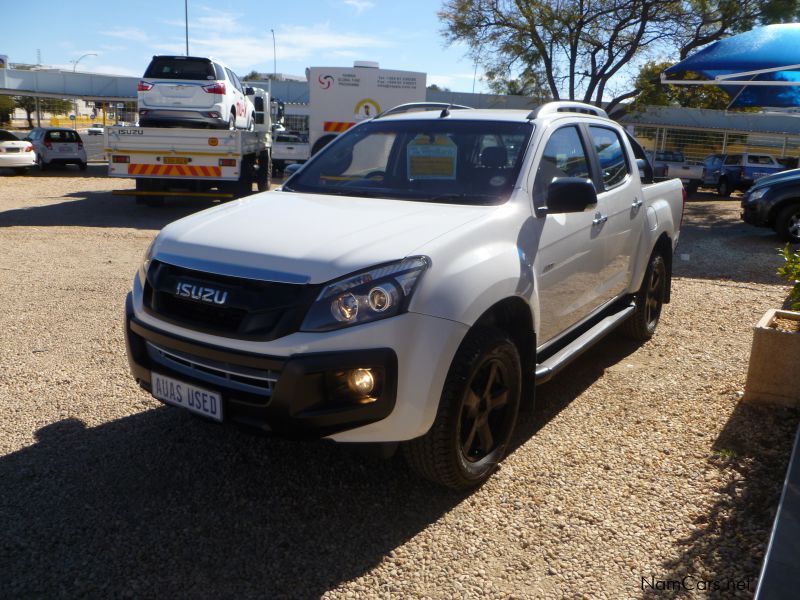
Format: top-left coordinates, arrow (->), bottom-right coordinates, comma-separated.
245,87 -> 255,96
539,178 -> 597,215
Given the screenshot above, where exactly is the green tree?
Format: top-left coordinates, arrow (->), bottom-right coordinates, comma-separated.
14,96 -> 37,128
632,61 -> 732,110
243,70 -> 264,81
439,0 -> 800,114
0,95 -> 13,124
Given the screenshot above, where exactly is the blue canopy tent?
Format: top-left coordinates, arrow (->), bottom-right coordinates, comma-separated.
662,24 -> 800,108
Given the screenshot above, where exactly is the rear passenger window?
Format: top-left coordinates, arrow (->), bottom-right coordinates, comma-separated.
533,126 -> 591,205
589,126 -> 629,189
748,155 -> 773,165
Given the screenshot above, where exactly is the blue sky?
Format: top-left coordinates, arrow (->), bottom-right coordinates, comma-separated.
2,0 -> 490,92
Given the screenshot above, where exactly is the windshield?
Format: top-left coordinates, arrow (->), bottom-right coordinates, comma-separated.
285,119 -> 533,205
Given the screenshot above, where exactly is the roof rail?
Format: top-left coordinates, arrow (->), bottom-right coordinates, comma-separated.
376,102 -> 473,119
527,101 -> 608,120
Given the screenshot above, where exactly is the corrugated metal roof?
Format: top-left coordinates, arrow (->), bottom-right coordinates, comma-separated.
622,106 -> 800,135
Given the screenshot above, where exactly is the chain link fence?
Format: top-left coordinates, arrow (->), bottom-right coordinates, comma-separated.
632,125 -> 800,167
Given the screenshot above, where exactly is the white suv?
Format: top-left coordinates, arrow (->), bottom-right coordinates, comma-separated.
138,56 -> 255,130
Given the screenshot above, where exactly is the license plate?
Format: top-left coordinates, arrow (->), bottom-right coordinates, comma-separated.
164,157 -> 189,165
5,148 -> 20,153
151,372 -> 223,422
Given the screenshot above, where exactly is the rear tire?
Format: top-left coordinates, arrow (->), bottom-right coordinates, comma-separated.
256,150 -> 272,192
717,178 -> 730,197
621,252 -> 667,341
775,203 -> 800,243
403,327 -> 521,490
78,161 -> 87,171
37,155 -> 48,172
228,112 -> 236,131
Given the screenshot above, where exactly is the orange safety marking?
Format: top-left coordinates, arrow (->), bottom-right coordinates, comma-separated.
323,121 -> 355,133
128,164 -> 222,177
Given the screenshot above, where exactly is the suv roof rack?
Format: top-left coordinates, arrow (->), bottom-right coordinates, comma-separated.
527,101 -> 608,120
376,102 -> 473,119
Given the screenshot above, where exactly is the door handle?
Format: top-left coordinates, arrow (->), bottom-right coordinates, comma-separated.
592,213 -> 608,225
631,198 -> 643,209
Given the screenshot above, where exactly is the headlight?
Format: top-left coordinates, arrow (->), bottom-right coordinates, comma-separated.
747,187 -> 768,202
301,257 -> 430,331
137,238 -> 156,286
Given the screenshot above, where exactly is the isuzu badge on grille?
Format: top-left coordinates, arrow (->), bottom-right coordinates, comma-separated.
175,282 -> 229,305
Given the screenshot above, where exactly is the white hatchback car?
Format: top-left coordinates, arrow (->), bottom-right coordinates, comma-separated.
137,55 -> 256,130
25,128 -> 87,171
0,129 -> 36,174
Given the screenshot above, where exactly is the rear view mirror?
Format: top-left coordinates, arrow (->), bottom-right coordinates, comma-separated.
539,178 -> 597,215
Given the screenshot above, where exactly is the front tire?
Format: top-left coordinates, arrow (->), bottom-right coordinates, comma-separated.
717,178 -> 730,197
403,327 -> 521,490
775,203 -> 800,243
621,251 -> 667,341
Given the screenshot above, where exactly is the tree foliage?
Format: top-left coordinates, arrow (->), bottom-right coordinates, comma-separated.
0,95 -> 13,124
439,0 -> 800,112
631,60 -> 732,109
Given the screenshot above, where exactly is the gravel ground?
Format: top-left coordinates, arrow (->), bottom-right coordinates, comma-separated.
1,172 -> 798,599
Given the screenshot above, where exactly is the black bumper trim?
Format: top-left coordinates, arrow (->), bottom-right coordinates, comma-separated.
125,293 -> 398,438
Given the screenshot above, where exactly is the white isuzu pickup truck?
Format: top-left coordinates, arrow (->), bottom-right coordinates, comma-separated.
124,101 -> 684,489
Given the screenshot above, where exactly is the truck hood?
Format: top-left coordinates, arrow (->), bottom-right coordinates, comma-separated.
749,167 -> 800,191
153,190 -> 488,283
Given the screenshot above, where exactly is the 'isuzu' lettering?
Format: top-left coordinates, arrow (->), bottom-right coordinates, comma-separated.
175,282 -> 229,305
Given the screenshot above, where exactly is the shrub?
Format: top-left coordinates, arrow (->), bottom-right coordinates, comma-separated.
777,244 -> 800,310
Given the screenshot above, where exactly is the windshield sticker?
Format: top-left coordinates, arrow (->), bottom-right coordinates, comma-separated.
407,134 -> 457,180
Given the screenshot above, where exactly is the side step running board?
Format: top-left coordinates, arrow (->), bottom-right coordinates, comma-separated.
535,303 -> 635,385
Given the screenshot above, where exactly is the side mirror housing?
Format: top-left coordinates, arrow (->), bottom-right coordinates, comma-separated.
538,177 -> 597,216
245,86 -> 255,96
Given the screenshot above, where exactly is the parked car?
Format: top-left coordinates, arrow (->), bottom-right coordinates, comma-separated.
137,55 -> 256,130
87,123 -> 104,135
702,153 -> 784,196
24,128 -> 87,171
123,101 -> 684,489
651,151 -> 703,194
741,167 -> 800,242
0,129 -> 36,174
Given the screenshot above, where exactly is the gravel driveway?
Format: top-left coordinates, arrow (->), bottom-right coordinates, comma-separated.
1,171 -> 798,598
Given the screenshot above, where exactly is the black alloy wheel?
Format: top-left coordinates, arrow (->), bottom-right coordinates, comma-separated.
404,327 -> 521,490
458,357 -> 514,464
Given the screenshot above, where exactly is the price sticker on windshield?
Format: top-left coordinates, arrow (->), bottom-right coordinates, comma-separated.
407,134 -> 457,180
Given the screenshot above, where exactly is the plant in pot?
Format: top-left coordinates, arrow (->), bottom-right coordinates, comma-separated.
744,244 -> 800,406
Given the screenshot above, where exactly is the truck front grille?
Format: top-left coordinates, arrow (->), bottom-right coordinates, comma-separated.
143,260 -> 319,340
146,341 -> 280,399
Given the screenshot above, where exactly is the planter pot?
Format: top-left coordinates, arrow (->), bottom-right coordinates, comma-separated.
744,309 -> 800,407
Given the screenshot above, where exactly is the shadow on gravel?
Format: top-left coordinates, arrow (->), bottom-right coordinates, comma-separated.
675,200 -> 787,285
0,190 -> 220,230
642,402 -> 800,599
512,334 -> 642,450
0,410 -> 462,598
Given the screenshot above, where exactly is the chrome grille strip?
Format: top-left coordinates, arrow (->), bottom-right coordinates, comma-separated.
146,341 -> 279,396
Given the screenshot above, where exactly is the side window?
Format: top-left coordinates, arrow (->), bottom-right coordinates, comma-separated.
226,68 -> 243,93
724,155 -> 742,165
588,126 -> 630,189
532,126 -> 591,206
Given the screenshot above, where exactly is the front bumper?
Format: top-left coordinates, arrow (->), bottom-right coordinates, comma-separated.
125,294 -> 399,438
741,198 -> 769,227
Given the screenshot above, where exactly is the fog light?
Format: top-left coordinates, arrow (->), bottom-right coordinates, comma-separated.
347,368 -> 375,395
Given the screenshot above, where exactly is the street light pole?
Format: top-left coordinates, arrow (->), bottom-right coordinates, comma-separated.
71,53 -> 97,130
185,0 -> 189,56
271,29 -> 276,79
